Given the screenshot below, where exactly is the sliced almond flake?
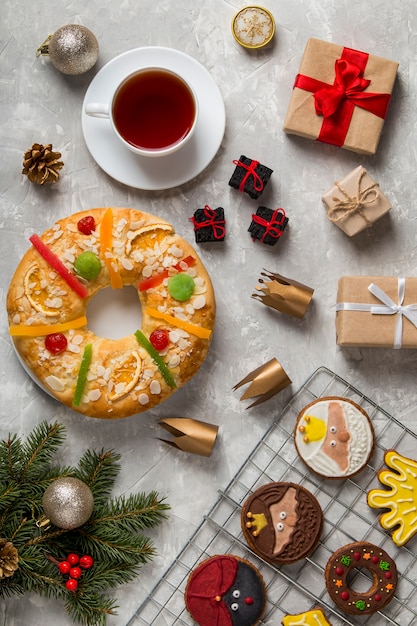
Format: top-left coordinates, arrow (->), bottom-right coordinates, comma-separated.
68,344 -> 81,354
186,304 -> 195,315
138,393 -> 150,405
121,258 -> 134,271
87,371 -> 96,381
169,330 -> 180,343
186,268 -> 197,278
174,312 -> 189,321
193,295 -> 206,310
142,265 -> 153,277
150,380 -> 161,395
129,219 -> 146,230
71,335 -> 83,345
104,251 -> 114,259
45,375 -> 65,392
52,224 -> 60,231
170,245 -> 183,258
143,368 -> 154,379
175,328 -> 190,338
56,289 -> 67,296
194,284 -> 206,295
15,287 -> 24,299
88,389 -> 101,401
27,317 -> 35,325
168,354 -> 180,368
66,223 -> 77,232
178,338 -> 191,350
44,297 -> 62,309
114,382 -> 126,395
157,304 -> 167,313
53,230 -> 63,240
172,306 -> 185,314
49,271 -> 57,279
12,313 -> 21,324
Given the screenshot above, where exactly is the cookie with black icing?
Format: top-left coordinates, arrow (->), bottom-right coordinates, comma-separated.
184,554 -> 266,626
241,481 -> 323,564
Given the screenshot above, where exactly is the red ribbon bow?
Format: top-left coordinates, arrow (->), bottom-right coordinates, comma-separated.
233,159 -> 264,193
252,208 -> 286,243
190,205 -> 226,240
293,47 -> 392,147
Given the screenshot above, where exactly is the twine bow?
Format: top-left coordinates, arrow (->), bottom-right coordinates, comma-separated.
327,169 -> 380,226
336,279 -> 417,349
251,208 -> 286,242
233,159 -> 264,193
190,205 -> 226,240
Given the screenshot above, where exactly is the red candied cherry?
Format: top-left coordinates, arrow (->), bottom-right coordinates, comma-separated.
69,566 -> 82,579
79,555 -> 94,569
65,578 -> 78,592
58,560 -> 71,575
45,333 -> 68,354
67,553 -> 79,566
149,329 -> 169,351
77,215 -> 96,235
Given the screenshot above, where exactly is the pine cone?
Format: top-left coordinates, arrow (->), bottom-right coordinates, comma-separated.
0,539 -> 19,578
22,143 -> 64,185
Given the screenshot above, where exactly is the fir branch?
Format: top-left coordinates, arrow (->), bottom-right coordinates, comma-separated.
74,449 -> 121,504
89,492 -> 170,532
19,421 -> 66,482
64,591 -> 118,626
0,433 -> 23,482
75,528 -> 156,565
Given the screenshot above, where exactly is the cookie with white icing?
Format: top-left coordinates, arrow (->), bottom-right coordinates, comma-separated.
294,397 -> 375,479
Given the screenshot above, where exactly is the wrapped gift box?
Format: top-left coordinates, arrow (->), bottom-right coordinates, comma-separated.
248,207 -> 288,246
229,155 -> 273,199
322,165 -> 391,236
283,38 -> 398,155
336,276 -> 417,348
190,206 -> 226,242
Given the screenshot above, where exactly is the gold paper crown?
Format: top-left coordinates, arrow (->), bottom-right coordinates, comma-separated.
233,357 -> 291,408
252,269 -> 314,318
158,417 -> 219,457
245,511 -> 268,537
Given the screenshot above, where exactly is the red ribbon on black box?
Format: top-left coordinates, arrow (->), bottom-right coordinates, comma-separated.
294,47 -> 391,148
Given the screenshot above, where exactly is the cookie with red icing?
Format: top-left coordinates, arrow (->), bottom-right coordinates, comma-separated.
241,481 -> 323,564
294,397 -> 375,479
184,554 -> 266,626
325,541 -> 397,615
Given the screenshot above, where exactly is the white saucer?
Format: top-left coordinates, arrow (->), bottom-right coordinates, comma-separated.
82,47 -> 226,190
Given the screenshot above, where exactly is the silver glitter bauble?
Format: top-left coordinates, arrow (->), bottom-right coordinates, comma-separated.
42,477 -> 94,530
37,25 -> 99,75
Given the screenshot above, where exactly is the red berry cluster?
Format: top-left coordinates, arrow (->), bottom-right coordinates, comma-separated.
58,553 -> 94,591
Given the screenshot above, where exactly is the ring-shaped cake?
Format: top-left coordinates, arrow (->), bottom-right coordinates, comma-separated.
7,207 -> 215,418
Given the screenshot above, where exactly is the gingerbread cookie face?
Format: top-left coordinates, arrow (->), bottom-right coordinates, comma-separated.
184,554 -> 266,626
294,397 -> 375,479
241,482 -> 323,564
325,541 -> 397,615
368,449 -> 417,546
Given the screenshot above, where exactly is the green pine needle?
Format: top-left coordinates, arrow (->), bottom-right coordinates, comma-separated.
0,421 -> 170,625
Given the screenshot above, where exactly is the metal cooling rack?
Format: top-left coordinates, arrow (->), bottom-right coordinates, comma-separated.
126,366 -> 417,626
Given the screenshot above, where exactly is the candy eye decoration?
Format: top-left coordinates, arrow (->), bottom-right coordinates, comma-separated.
330,425 -> 337,433
276,522 -> 285,531
232,589 -> 240,598
330,440 -> 337,447
231,602 -> 239,611
279,511 -> 287,520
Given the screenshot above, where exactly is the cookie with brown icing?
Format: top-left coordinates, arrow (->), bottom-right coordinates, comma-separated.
241,481 -> 323,564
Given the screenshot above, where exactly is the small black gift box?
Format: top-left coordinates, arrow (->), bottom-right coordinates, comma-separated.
248,206 -> 288,246
190,206 -> 226,242
228,155 -> 273,199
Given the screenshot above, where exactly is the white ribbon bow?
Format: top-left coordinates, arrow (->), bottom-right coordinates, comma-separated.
336,278 -> 417,349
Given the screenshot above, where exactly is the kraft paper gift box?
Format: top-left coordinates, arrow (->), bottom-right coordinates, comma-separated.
283,38 -> 398,155
322,165 -> 392,236
336,276 -> 417,348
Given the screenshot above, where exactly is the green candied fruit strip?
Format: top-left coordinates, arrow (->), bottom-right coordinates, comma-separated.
73,343 -> 93,406
74,251 -> 102,280
167,273 -> 195,302
134,330 -> 176,389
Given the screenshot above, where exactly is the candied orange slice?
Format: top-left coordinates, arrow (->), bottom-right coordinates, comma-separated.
108,350 -> 142,401
126,224 -> 173,255
24,265 -> 62,317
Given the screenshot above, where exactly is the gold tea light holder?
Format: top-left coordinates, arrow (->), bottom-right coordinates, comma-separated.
232,6 -> 275,50
233,357 -> 292,408
252,269 -> 314,319
158,417 -> 219,457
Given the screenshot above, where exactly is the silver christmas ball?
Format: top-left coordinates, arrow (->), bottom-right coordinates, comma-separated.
42,25 -> 99,75
42,477 -> 94,530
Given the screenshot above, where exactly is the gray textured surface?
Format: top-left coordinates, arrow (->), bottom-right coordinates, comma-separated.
1,1 -> 417,625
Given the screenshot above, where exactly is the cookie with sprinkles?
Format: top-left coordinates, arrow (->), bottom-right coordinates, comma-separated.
325,541 -> 397,615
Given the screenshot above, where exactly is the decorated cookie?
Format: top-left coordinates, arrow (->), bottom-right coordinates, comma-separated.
184,554 -> 266,626
294,397 -> 375,479
241,482 -> 323,564
325,541 -> 397,615
367,449 -> 417,546
282,607 -> 333,625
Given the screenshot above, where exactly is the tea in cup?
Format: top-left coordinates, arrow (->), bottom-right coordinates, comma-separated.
85,67 -> 198,157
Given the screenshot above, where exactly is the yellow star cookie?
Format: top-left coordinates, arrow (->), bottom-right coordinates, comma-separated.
367,450 -> 417,546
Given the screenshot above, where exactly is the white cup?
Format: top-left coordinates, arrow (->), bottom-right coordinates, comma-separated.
85,67 -> 199,158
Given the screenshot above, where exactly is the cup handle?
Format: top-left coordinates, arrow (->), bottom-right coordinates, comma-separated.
85,103 -> 110,118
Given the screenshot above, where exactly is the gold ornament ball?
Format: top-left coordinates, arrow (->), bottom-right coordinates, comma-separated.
42,25 -> 99,75
42,477 -> 94,530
